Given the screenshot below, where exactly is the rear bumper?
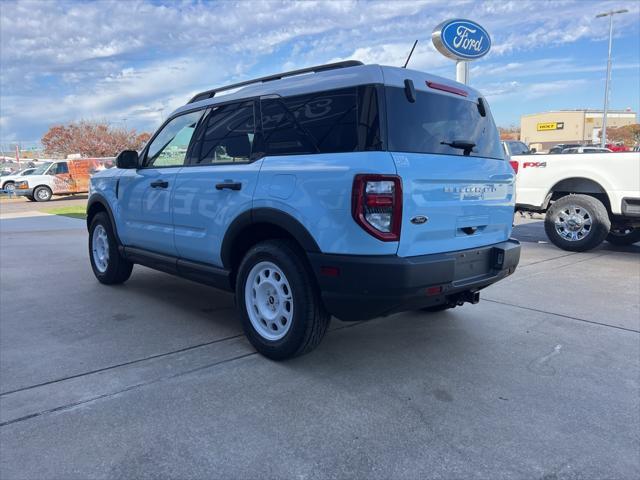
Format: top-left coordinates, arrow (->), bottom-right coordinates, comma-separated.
621,198 -> 640,218
308,239 -> 521,321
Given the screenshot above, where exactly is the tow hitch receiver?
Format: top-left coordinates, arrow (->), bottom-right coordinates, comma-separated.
452,290 -> 480,306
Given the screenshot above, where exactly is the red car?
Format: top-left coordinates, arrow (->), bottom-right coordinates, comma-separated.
606,143 -> 629,152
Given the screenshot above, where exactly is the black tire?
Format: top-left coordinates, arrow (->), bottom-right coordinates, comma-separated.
235,239 -> 330,360
26,195 -> 36,202
607,226 -> 640,246
33,185 -> 53,202
544,194 -> 610,252
2,182 -> 14,192
88,212 -> 133,284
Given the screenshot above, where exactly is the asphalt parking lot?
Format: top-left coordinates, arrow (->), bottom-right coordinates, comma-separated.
0,206 -> 638,479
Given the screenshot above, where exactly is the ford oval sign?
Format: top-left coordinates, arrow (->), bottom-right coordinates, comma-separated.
432,19 -> 491,61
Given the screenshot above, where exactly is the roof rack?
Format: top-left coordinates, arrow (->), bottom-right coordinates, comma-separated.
187,60 -> 364,104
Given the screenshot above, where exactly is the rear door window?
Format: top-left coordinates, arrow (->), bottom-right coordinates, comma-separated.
192,101 -> 256,164
385,87 -> 503,160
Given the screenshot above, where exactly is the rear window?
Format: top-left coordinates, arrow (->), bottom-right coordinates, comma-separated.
385,87 -> 503,160
507,141 -> 530,155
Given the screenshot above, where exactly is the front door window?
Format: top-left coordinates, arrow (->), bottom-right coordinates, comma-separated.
145,110 -> 205,167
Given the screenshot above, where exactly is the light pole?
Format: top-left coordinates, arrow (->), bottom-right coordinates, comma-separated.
596,8 -> 628,148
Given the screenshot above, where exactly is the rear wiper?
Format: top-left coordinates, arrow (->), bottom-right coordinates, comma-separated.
440,140 -> 476,156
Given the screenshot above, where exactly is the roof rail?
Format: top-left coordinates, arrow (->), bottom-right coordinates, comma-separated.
187,60 -> 364,104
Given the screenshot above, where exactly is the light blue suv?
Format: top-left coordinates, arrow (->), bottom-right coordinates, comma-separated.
87,61 -> 520,359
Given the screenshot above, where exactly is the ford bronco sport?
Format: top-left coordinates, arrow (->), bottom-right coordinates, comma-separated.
87,61 -> 520,359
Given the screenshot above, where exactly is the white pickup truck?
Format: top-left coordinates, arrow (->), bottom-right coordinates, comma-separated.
509,149 -> 640,251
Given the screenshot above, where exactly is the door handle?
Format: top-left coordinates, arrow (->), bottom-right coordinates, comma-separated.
215,181 -> 242,191
150,180 -> 169,188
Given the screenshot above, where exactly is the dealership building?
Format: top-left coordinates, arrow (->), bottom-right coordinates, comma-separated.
520,109 -> 637,151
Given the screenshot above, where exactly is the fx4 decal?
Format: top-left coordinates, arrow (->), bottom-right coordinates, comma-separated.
523,161 -> 547,168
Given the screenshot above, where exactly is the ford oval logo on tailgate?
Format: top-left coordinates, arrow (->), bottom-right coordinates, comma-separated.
432,19 -> 491,60
411,215 -> 428,225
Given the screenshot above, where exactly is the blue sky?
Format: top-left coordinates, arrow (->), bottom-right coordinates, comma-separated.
1,0 -> 638,148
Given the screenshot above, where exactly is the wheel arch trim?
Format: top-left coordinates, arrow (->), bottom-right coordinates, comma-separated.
86,195 -> 122,244
546,176 -> 611,209
220,208 -> 321,269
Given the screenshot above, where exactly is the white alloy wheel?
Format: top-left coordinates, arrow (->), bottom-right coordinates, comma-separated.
92,224 -> 110,273
244,261 -> 294,341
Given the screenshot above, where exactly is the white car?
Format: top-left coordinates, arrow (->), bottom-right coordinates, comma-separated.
0,167 -> 42,192
561,146 -> 612,154
512,151 -> 640,250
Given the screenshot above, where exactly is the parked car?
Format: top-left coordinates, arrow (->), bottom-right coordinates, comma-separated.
87,61 -> 521,359
13,158 -> 114,201
548,143 -> 582,154
0,167 -> 43,192
606,143 -> 628,152
561,146 -> 612,154
511,150 -> 640,250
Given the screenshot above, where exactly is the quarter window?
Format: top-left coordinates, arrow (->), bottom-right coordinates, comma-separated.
194,101 -> 255,164
261,86 -> 382,156
146,110 -> 205,167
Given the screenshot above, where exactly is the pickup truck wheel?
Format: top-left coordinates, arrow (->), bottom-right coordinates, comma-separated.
33,186 -> 52,202
89,212 -> 133,284
607,226 -> 640,246
544,194 -> 610,252
236,239 -> 330,360
3,182 -> 15,192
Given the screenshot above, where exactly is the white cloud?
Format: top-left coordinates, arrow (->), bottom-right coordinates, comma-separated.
482,78 -> 589,102
0,0 -> 639,144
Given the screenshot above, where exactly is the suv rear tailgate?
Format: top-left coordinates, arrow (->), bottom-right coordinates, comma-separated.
393,152 -> 514,257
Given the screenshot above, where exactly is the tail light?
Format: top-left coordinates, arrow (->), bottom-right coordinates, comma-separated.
509,160 -> 519,174
352,174 -> 402,241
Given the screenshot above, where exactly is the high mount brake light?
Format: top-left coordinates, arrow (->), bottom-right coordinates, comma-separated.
352,174 -> 402,241
426,81 -> 469,97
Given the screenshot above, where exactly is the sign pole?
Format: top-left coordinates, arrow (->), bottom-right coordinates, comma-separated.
456,61 -> 469,85
595,9 -> 629,148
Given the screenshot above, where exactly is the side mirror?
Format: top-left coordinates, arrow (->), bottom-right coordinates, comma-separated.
529,147 -> 537,154
116,150 -> 139,169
